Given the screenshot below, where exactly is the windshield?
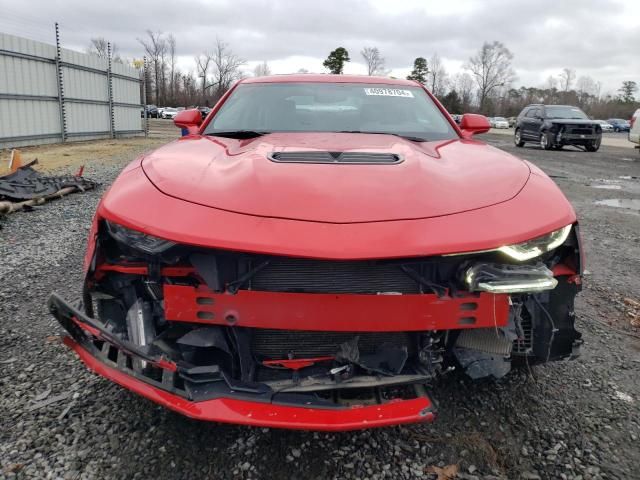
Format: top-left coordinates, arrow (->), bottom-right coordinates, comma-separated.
545,106 -> 588,120
494,117 -> 506,121
204,82 -> 458,141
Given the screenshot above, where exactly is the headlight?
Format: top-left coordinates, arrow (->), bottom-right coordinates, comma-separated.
497,225 -> 572,261
106,221 -> 176,254
464,263 -> 558,293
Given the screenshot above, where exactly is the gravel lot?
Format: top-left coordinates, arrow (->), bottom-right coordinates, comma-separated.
1,125 -> 639,480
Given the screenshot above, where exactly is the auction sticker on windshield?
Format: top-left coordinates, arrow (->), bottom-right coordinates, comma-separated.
364,88 -> 414,97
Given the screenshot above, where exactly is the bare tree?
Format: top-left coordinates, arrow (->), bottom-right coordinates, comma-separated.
138,31 -> 167,105
465,41 -> 516,112
297,68 -> 309,74
360,47 -> 386,76
195,52 -> 213,100
545,75 -> 558,91
253,61 -> 271,77
209,38 -> 246,99
427,53 -> 448,97
167,34 -> 177,105
87,37 -> 121,63
451,72 -> 475,111
559,68 -> 576,92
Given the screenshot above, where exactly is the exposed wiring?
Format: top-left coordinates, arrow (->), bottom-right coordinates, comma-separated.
533,295 -> 558,363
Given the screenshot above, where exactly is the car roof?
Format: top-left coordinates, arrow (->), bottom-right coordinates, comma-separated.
241,74 -> 419,87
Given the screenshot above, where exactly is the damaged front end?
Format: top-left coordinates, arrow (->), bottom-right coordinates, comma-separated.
48,219 -> 583,430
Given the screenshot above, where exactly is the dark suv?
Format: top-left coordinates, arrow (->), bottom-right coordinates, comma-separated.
514,104 -> 602,151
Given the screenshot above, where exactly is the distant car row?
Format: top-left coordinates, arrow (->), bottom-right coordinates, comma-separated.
142,105 -> 212,119
451,113 -> 632,134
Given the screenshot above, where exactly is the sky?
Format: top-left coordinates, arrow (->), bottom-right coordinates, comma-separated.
1,0 -> 638,95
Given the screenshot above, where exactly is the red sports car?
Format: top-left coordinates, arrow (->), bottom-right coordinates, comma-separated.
49,75 -> 583,431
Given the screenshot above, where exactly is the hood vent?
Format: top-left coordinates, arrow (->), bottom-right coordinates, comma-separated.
268,151 -> 403,165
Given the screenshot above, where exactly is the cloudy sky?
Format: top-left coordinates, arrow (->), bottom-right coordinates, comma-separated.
1,0 -> 638,94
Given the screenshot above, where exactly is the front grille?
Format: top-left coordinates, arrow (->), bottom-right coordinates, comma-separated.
268,151 -> 402,164
251,258 -> 420,294
566,126 -> 593,135
251,329 -> 415,358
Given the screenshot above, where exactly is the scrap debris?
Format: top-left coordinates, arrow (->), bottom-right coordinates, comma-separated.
27,392 -> 71,412
0,150 -> 97,216
425,464 -> 459,480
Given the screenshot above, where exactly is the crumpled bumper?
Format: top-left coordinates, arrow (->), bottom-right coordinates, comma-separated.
49,293 -> 436,431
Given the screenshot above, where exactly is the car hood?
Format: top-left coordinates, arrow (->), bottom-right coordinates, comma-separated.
141,133 -> 530,223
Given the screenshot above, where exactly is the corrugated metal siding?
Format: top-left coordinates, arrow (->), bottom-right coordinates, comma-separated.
0,32 -> 143,149
0,99 -> 60,138
112,76 -> 139,104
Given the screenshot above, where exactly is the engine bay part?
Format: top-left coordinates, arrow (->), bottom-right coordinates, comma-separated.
48,219 -> 583,429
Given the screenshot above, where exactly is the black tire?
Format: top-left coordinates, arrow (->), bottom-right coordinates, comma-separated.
514,128 -> 525,147
586,137 -> 601,152
614,127 -> 620,133
540,131 -> 553,150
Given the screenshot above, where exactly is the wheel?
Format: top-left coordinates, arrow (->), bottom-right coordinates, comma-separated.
540,131 -> 553,150
586,137 -> 601,152
553,145 -> 563,150
514,129 -> 525,147
614,127 -> 620,133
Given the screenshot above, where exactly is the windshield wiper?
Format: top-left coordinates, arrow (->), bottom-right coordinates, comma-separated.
337,131 -> 428,142
207,130 -> 270,139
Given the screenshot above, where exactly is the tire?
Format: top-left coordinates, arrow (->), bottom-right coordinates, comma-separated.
514,128 -> 525,147
540,131 -> 553,150
614,127 -> 620,133
586,137 -> 601,152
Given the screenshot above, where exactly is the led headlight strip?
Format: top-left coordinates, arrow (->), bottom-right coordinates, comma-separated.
496,225 -> 573,261
445,224 -> 573,262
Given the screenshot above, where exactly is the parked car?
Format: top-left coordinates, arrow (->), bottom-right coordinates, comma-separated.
595,120 -> 614,132
487,117 -> 495,127
450,113 -> 462,124
162,107 -> 179,119
508,117 -> 517,127
607,118 -> 631,132
630,108 -> 640,152
514,104 -> 602,151
492,116 -> 509,129
49,75 -> 583,431
141,105 -> 159,118
197,106 -> 212,119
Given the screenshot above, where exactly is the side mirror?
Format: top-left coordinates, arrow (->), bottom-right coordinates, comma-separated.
174,109 -> 202,134
459,114 -> 491,138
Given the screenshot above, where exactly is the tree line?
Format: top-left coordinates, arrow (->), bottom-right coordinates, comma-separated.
323,43 -> 639,119
88,33 -> 639,119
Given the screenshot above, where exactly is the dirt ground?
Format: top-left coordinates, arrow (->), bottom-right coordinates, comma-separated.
0,119 -> 177,175
0,123 -> 639,480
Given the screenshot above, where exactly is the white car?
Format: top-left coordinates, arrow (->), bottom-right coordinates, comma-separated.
492,117 -> 509,129
162,107 -> 179,119
595,120 -> 614,132
630,108 -> 640,152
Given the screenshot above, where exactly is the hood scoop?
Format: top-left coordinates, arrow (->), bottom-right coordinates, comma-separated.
268,151 -> 403,165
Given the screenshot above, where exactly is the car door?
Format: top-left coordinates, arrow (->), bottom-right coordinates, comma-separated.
520,108 -> 539,139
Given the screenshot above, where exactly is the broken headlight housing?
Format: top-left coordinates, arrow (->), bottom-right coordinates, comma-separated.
106,221 -> 176,254
497,225 -> 572,261
465,263 -> 558,293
